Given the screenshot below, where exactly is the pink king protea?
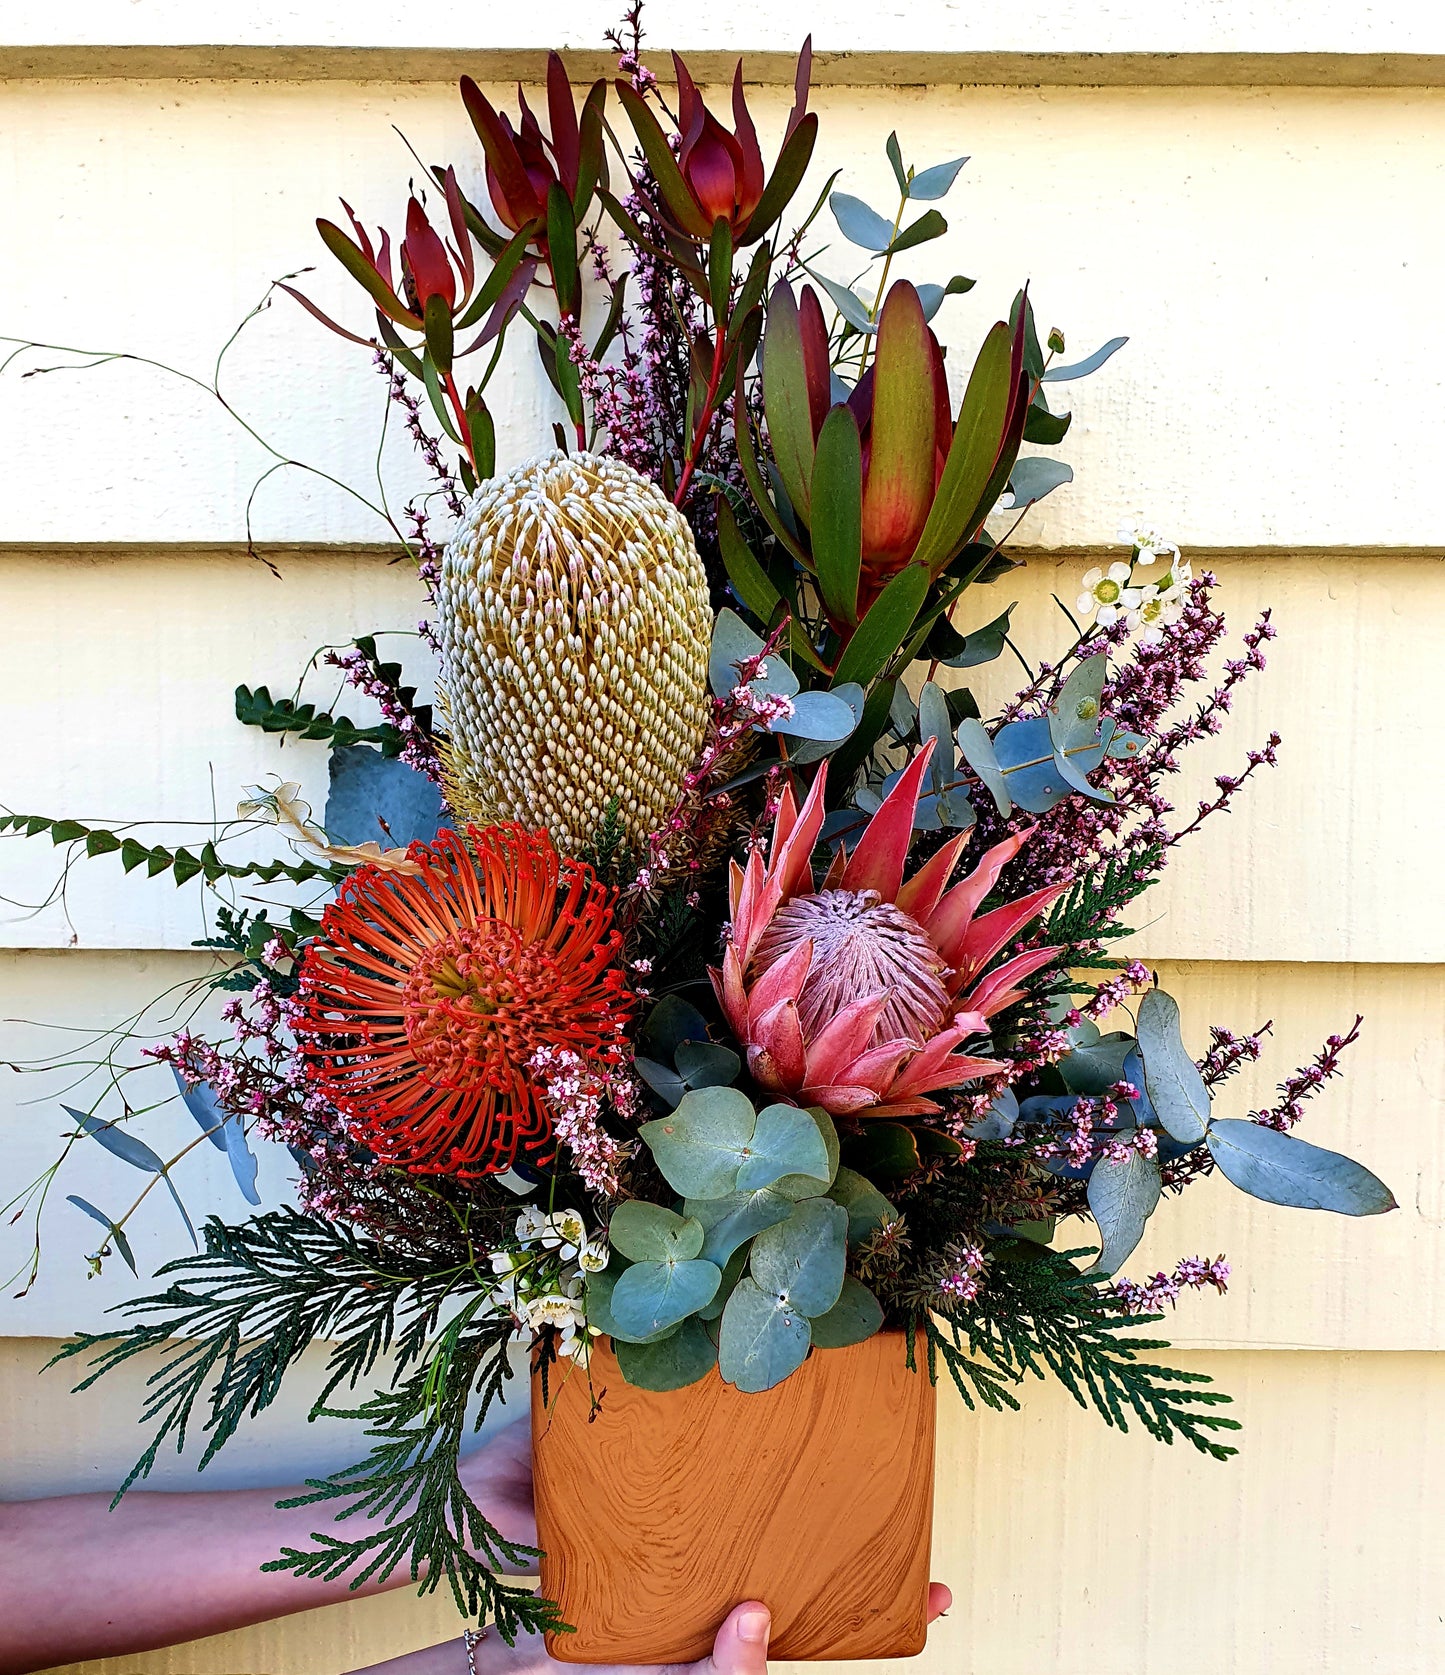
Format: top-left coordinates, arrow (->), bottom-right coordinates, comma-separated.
710,745 -> 1066,1119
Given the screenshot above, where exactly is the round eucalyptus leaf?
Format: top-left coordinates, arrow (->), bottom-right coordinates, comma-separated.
736,1102 -> 832,1194
584,1266 -> 678,1345
688,1187 -> 796,1268
639,1085 -> 757,1198
771,1106 -> 840,1198
749,1198 -> 848,1318
807,1276 -> 885,1349
610,1257 -> 722,1339
826,1167 -> 897,1248
615,1317 -> 720,1392
718,1277 -> 812,1393
608,1200 -> 704,1263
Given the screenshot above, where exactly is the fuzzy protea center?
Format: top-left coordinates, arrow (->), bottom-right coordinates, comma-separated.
402,926 -> 565,1091
750,888 -> 952,1046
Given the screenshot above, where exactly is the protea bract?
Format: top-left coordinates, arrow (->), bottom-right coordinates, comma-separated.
711,746 -> 1064,1118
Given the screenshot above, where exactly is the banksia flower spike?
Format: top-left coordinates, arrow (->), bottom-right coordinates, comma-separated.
293,824 -> 632,1177
711,744 -> 1066,1118
437,452 -> 713,854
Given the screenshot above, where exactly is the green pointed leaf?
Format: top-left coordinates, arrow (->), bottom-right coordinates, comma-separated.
807,1275 -> 885,1348
1206,1120 -> 1397,1215
716,494 -> 783,623
639,1086 -> 758,1199
607,1200 -> 704,1263
718,1277 -> 812,1391
830,564 -> 929,688
546,182 -> 580,318
885,131 -> 908,194
810,404 -> 863,625
610,1257 -> 722,1339
1042,335 -> 1128,383
615,1316 -> 719,1391
1135,989 -> 1210,1144
886,208 -> 947,254
806,265 -> 878,334
316,218 -> 415,325
614,83 -> 713,238
929,603 -> 1015,669
749,1198 -> 848,1317
739,114 -> 818,245
762,283 -> 817,523
910,320 -> 1012,575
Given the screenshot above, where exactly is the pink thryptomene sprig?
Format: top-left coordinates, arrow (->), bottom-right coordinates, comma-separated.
1112,1255 -> 1231,1315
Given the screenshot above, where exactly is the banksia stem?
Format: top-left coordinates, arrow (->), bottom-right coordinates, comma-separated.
437,452 -> 712,854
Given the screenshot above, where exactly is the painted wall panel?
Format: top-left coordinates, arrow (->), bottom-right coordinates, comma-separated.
5,1340 -> 1440,1675
0,82 -> 1443,547
3,552 -> 1438,962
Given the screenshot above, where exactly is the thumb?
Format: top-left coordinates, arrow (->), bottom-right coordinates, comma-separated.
702,1601 -> 770,1675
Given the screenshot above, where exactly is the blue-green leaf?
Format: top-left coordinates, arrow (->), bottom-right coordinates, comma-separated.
607,1201 -> 705,1263
916,275 -> 975,321
66,1195 -> 138,1275
830,192 -> 896,252
1206,1120 -> 1397,1215
67,1106 -> 164,1173
585,1266 -> 681,1345
806,266 -> 878,334
826,1167 -> 896,1247
640,1086 -> 758,1198
769,690 -> 859,742
1047,654 -> 1109,755
771,1106 -> 841,1199
734,1103 -> 832,1194
610,1257 -> 722,1338
674,1039 -> 741,1090
615,1316 -> 719,1390
1008,457 -> 1073,508
908,156 -> 969,199
326,744 -> 448,849
1085,1142 -> 1163,1276
687,1189 -> 797,1268
955,717 -> 1011,816
749,1198 -> 848,1317
1041,336 -> 1128,382
806,1275 -> 885,1347
718,1277 -> 812,1391
1135,989 -> 1210,1145
170,1071 -> 260,1206
708,608 -> 801,701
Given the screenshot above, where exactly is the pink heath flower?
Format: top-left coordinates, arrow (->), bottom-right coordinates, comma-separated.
710,743 -> 1066,1118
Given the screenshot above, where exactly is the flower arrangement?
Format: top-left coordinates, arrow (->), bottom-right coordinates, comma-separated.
3,6 -> 1395,1653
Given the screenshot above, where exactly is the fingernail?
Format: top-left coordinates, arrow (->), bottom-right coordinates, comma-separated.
738,1608 -> 770,1645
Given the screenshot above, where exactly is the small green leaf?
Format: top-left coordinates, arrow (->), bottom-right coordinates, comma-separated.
772,1107 -> 840,1199
807,1275 -> 885,1348
615,1316 -> 719,1391
66,1196 -> 138,1275
810,405 -> 864,626
886,208 -> 947,254
830,191 -> 896,252
716,495 -> 783,623
885,131 -> 908,194
842,1122 -> 921,1181
675,1039 -> 741,1090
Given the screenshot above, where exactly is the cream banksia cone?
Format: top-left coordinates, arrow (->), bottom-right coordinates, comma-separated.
437,452 -> 712,854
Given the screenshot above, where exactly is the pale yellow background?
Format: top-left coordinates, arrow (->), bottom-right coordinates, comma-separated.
1,4 -> 1441,1672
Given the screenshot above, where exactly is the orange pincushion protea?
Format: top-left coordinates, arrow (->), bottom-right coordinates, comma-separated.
294,824 -> 631,1177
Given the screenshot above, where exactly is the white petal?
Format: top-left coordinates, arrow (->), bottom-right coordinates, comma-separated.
1075,592 -> 1096,614
1137,547 -> 1157,564
1106,562 -> 1133,584
1096,604 -> 1120,627
1119,588 -> 1143,608
1139,626 -> 1164,647
1081,566 -> 1103,588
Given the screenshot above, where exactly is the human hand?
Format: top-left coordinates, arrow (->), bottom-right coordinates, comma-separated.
348,1587 -> 952,1675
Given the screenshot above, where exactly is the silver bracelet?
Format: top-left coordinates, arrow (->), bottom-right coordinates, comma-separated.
462,1627 -> 487,1675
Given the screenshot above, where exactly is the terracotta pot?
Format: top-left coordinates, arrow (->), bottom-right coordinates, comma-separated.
530,1330 -> 936,1663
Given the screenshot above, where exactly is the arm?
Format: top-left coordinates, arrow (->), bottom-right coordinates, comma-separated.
0,1422 -> 532,1675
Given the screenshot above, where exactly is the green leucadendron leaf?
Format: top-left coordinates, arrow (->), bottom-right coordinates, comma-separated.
810,404 -> 864,625
830,564 -> 930,688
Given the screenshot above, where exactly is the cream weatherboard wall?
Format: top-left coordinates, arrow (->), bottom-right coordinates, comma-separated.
1,5 -> 1441,1672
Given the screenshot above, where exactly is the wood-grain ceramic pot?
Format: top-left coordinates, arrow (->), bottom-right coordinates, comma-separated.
530,1330 -> 936,1663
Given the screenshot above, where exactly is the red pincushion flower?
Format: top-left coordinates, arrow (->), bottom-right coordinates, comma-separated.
294,824 -> 632,1178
